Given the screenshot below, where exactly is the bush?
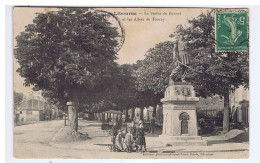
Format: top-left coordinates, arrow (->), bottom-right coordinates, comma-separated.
198,118 -> 215,135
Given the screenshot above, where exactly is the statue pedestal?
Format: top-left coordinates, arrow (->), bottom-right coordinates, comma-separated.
159,82 -> 207,146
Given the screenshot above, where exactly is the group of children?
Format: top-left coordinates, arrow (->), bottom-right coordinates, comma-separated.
110,121 -> 147,153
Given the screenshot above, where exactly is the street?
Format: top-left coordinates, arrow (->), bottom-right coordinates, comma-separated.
14,120 -> 249,159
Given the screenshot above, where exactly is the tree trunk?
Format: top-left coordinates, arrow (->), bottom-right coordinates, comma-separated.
131,108 -> 135,121
100,113 -> 103,121
140,107 -> 144,121
94,113 -> 96,120
70,95 -> 79,132
102,113 -> 105,122
89,112 -> 94,120
97,113 -> 101,121
223,88 -> 230,132
69,92 -> 80,140
70,103 -> 78,132
152,104 -> 157,118
125,108 -> 129,122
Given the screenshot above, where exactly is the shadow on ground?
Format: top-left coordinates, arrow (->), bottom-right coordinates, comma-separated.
227,131 -> 249,143
207,130 -> 249,146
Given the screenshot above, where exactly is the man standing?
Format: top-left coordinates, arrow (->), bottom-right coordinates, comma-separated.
111,122 -> 118,151
133,113 -> 141,126
150,117 -> 156,134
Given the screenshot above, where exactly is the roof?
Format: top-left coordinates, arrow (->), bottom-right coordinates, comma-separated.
103,110 -> 122,114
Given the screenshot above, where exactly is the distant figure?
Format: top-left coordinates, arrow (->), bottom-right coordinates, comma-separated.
111,122 -> 118,148
115,130 -> 124,151
124,129 -> 138,152
46,115 -> 49,121
133,113 -> 141,126
199,118 -> 205,130
15,114 -> 19,125
150,117 -> 156,134
130,121 -> 137,141
124,130 -> 133,152
116,115 -> 119,123
136,122 -> 147,152
118,117 -> 122,127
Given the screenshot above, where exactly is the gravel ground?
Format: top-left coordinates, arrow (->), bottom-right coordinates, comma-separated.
14,119 -> 249,159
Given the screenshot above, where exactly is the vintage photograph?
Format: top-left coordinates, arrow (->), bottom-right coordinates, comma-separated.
13,7 -> 249,159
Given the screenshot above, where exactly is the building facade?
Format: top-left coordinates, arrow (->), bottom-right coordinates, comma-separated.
18,95 -> 59,122
230,86 -> 249,125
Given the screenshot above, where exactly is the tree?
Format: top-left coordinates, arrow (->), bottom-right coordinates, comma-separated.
14,8 -> 120,135
134,42 -> 174,116
41,89 -> 68,112
173,11 -> 249,132
78,63 -> 138,115
109,64 -> 138,121
99,63 -> 151,121
14,91 -> 24,112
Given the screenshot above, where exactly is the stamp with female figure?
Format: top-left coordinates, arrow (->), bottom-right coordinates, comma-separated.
216,11 -> 248,52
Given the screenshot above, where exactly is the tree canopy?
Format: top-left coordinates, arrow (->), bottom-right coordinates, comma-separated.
134,41 -> 174,95
173,11 -> 249,131
14,8 -> 121,132
131,42 -> 175,115
132,11 -> 249,131
15,8 -> 119,99
174,12 -> 249,97
14,91 -> 24,111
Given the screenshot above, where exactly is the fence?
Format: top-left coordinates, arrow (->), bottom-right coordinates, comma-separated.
197,109 -> 223,126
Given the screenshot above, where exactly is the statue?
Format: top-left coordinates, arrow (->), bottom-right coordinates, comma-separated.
159,31 -> 205,146
170,33 -> 190,82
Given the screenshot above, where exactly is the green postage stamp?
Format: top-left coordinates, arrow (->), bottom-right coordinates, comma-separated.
216,12 -> 248,52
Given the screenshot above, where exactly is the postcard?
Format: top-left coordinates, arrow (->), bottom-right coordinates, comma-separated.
13,7 -> 249,159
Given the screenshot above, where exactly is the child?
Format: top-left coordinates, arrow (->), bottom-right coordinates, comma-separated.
124,130 -> 133,152
136,122 -> 147,152
130,121 -> 137,141
111,122 -> 118,142
110,122 -> 118,151
115,130 -> 124,152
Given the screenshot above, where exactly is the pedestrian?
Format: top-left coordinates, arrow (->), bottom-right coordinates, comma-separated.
136,121 -> 147,152
15,114 -> 19,125
130,121 -> 137,141
118,117 -> 122,127
115,130 -> 124,152
110,122 -> 118,151
107,117 -> 111,123
133,113 -> 140,125
150,116 -> 156,134
124,129 -> 134,152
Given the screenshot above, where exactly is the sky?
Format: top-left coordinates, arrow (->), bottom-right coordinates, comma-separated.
13,7 -> 208,96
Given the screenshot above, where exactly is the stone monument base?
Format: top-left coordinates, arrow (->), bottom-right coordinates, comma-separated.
159,81 -> 208,146
159,135 -> 207,146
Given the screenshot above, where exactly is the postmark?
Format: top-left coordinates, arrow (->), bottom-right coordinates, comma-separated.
216,12 -> 248,52
93,9 -> 125,53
